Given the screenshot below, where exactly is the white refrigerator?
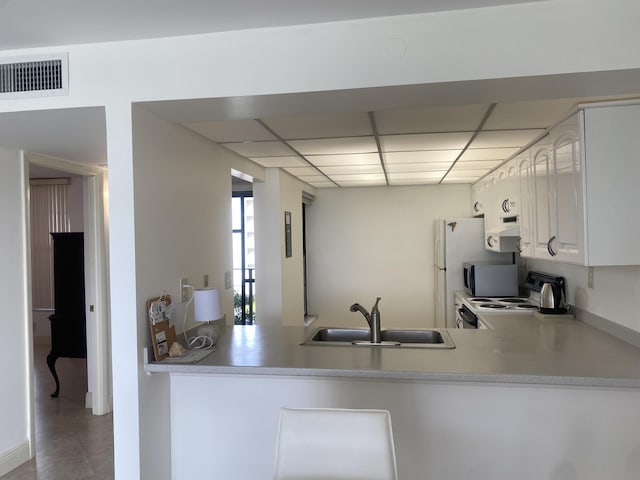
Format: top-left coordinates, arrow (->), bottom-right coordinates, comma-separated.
434,218 -> 511,328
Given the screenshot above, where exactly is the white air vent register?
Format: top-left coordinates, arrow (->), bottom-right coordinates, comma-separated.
0,53 -> 68,99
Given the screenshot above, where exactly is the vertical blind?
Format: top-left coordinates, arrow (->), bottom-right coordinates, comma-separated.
30,179 -> 71,309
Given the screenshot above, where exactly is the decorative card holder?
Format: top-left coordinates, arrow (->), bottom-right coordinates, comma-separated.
147,294 -> 177,362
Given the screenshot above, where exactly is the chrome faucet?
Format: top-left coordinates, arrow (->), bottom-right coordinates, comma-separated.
349,297 -> 382,343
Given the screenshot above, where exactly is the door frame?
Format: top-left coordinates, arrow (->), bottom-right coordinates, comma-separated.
27,152 -> 111,415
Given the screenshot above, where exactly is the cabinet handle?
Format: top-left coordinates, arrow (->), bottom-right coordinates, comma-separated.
547,236 -> 557,257
502,199 -> 510,213
516,237 -> 522,253
487,235 -> 496,248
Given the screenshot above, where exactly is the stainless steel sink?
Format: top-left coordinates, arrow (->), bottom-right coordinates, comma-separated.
301,327 -> 455,349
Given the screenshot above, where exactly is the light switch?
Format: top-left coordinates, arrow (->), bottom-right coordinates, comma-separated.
225,271 -> 233,290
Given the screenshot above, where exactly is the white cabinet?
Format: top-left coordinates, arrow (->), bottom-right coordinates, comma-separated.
495,158 -> 519,218
518,101 -> 640,266
520,113 -> 584,263
516,151 -> 534,257
526,114 -> 584,263
550,116 -> 583,262
581,102 -> 640,265
470,181 -> 486,217
482,158 -> 520,252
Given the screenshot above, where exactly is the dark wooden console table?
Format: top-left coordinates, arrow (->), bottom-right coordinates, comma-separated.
47,232 -> 87,398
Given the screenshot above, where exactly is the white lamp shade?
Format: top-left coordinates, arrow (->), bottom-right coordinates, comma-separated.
193,287 -> 223,322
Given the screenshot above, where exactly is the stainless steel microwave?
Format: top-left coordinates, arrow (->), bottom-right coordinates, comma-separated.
462,262 -> 518,297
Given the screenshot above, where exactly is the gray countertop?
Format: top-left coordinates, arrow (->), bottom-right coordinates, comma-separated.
145,308 -> 640,388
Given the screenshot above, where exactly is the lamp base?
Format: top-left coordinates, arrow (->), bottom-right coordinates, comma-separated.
196,321 -> 220,345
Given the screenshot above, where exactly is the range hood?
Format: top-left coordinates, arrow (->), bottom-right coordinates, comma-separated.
492,224 -> 520,237
485,224 -> 520,253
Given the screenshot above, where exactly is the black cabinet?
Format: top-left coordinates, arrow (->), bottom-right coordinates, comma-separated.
47,232 -> 87,398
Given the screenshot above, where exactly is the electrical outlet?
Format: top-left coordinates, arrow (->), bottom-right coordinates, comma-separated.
179,277 -> 188,302
203,274 -> 209,288
587,267 -> 594,288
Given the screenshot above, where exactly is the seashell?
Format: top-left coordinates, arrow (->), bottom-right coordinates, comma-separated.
168,341 -> 187,357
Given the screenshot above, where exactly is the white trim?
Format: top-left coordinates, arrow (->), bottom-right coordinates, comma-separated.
84,173 -> 111,415
20,152 -> 36,472
26,152 -> 105,177
29,177 -> 70,185
0,440 -> 31,477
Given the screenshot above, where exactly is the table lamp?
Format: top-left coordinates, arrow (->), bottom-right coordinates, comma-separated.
192,287 -> 224,347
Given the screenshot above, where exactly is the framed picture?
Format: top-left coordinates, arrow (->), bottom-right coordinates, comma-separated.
284,211 -> 292,258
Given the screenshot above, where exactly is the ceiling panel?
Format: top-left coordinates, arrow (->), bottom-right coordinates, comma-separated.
386,162 -> 453,172
170,97 -> 638,189
318,165 -> 384,175
306,153 -> 381,166
458,147 -> 519,161
223,140 -> 295,157
262,112 -> 372,139
306,181 -> 336,188
390,178 -> 440,186
380,132 -> 472,152
388,171 -> 445,180
249,156 -> 309,167
283,167 -> 321,176
445,169 -> 489,178
186,119 -> 275,142
288,136 -> 377,155
384,150 -> 459,164
470,129 -> 544,149
337,179 -> 387,187
375,104 -> 489,134
440,176 -> 479,183
483,99 -> 578,130
296,174 -> 330,182
450,160 -> 503,169
328,173 -> 386,182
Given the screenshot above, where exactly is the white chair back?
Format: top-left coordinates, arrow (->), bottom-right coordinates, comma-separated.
273,407 -> 398,480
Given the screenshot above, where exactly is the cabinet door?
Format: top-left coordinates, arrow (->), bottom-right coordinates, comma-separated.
497,159 -> 519,218
531,142 -> 554,258
482,174 -> 500,233
471,182 -> 485,216
517,152 -> 534,257
549,117 -> 584,263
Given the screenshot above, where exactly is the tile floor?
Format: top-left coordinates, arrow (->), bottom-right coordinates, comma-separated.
1,344 -> 114,480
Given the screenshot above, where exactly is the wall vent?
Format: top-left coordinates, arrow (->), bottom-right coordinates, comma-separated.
0,54 -> 68,99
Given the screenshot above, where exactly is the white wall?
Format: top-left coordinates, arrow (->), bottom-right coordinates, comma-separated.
171,374 -> 640,480
132,105 -> 251,477
0,149 -> 32,476
527,259 -> 640,333
254,169 -> 307,326
2,0 -> 640,476
2,0 -> 640,115
307,184 -> 470,328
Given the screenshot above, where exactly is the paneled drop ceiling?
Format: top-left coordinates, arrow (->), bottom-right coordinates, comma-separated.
183,98 -> 580,188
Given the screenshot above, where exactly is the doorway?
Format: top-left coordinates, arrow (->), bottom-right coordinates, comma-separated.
27,154 -> 111,415
232,190 -> 256,325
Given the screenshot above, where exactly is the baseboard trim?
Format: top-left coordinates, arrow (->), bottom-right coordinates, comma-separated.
0,440 -> 31,477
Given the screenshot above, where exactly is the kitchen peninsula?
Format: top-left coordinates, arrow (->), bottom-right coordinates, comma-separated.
147,314 -> 640,479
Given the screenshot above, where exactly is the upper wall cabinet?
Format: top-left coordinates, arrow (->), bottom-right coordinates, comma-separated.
471,177 -> 489,217
519,101 -> 640,266
484,158 -> 521,252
